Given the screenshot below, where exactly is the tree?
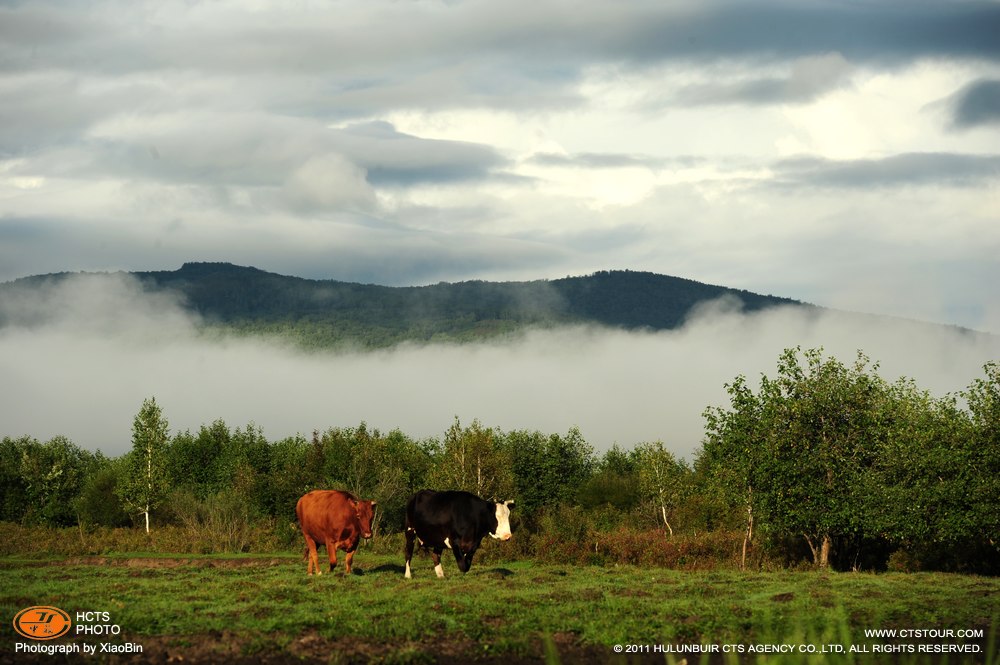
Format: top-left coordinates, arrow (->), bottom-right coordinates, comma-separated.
700,348 -> 892,568
634,441 -> 689,537
76,454 -> 130,527
429,418 -> 513,500
505,426 -> 595,515
0,435 -> 96,526
0,436 -> 32,523
699,373 -> 765,568
317,423 -> 433,536
117,397 -> 170,533
959,362 -> 1000,557
577,444 -> 640,512
756,349 -> 890,567
263,434 -> 310,518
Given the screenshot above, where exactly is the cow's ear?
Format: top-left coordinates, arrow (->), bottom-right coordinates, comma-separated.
505,500 -> 514,509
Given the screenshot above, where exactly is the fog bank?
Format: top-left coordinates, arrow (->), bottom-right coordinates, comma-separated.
1,275 -> 996,459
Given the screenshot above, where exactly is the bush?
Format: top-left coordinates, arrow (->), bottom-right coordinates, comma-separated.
0,521 -> 291,557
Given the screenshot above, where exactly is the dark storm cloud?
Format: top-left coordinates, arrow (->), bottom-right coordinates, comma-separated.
951,79 -> 1000,129
773,153 -> 1000,189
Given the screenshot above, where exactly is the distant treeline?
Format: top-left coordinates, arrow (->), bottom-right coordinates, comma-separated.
2,263 -> 805,348
1,348 -> 997,573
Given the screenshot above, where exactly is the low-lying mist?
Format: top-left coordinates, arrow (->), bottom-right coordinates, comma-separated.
2,274 -> 997,459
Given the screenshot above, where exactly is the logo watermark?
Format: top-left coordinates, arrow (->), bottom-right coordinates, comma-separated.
10,606 -> 143,657
13,606 -> 72,641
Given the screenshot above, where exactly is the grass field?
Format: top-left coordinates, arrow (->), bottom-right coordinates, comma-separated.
2,552 -> 997,664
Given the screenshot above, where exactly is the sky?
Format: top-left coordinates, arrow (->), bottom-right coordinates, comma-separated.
1,0 -> 999,331
1,0 -> 999,457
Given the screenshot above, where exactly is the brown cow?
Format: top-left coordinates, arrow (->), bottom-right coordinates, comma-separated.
295,490 -> 377,576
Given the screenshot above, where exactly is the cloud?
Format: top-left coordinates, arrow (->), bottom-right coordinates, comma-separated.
0,272 -> 196,339
74,115 -> 507,190
4,2 -> 998,103
950,79 -> 1000,129
0,0 -> 997,339
616,1 -> 1000,65
1,275 -> 996,461
663,53 -> 855,108
527,152 -> 690,170
282,154 -> 376,213
772,152 -> 1000,189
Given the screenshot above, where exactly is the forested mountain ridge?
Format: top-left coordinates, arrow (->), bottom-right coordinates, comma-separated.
2,262 -> 806,347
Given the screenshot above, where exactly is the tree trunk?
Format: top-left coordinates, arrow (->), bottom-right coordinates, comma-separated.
741,489 -> 753,571
804,533 -> 832,568
146,444 -> 153,534
660,504 -> 674,537
820,534 -> 831,568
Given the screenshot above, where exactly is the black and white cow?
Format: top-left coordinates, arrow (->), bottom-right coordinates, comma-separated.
404,489 -> 513,578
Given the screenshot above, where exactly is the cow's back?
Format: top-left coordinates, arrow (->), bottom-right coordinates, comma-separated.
406,490 -> 493,534
297,490 -> 355,540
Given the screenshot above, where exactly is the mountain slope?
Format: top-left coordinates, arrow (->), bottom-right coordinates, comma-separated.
2,262 -> 807,347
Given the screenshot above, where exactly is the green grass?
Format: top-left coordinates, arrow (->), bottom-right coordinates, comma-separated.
2,554 -> 998,663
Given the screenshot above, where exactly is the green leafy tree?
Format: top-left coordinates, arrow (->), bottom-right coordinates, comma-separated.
76,454 -> 130,527
0,436 -> 31,522
701,348 -> 893,568
761,349 -> 889,566
869,382 -> 969,552
429,418 -> 513,500
505,427 -> 595,514
218,422 -> 270,515
699,373 -> 765,568
117,397 -> 170,533
166,423 -> 226,498
959,362 -> 1000,556
317,423 -> 433,535
1,435 -> 108,527
264,434 -> 311,519
577,444 -> 640,512
634,441 -> 690,537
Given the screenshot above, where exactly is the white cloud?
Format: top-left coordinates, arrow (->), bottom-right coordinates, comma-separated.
283,154 -> 376,213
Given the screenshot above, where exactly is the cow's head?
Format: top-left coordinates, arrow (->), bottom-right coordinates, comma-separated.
489,500 -> 514,541
353,499 -> 377,539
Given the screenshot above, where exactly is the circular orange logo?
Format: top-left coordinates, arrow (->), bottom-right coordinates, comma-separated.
13,606 -> 72,641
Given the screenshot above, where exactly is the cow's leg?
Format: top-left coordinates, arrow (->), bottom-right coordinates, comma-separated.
452,543 -> 468,573
303,535 -> 320,576
404,528 -> 416,579
453,541 -> 477,573
344,548 -> 355,576
325,539 -> 338,573
431,547 -> 445,578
